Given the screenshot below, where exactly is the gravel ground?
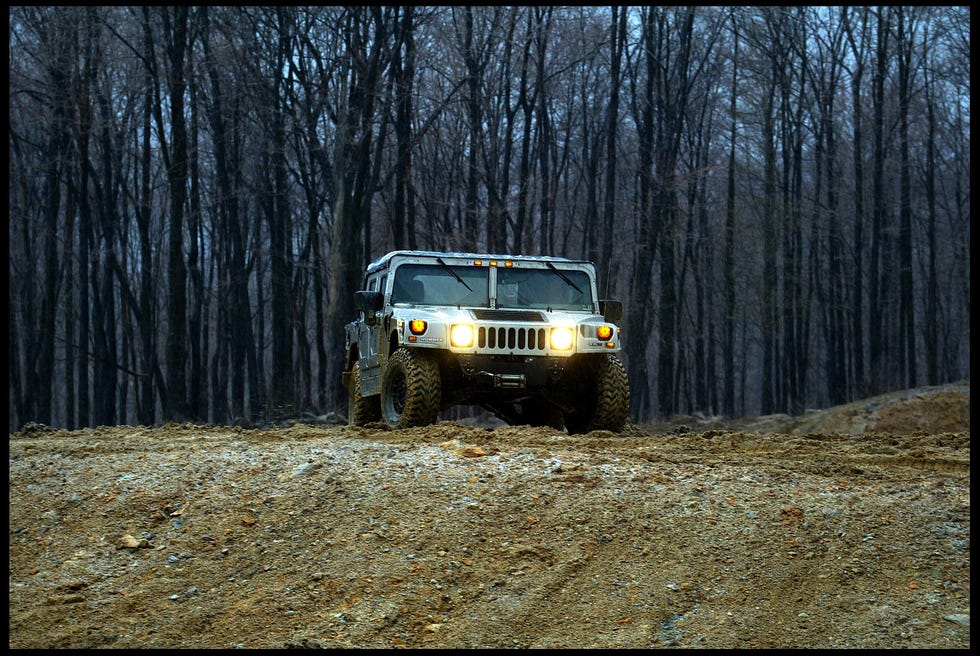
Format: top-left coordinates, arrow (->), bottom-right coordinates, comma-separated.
8,383 -> 970,649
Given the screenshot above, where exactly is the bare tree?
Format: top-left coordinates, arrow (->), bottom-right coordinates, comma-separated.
867,7 -> 891,396
599,6 -> 627,296
722,9 -> 740,419
842,6 -> 870,398
895,6 -> 919,390
6,6 -> 971,431
138,6 -> 193,421
324,6 -> 393,410
11,8 -> 77,426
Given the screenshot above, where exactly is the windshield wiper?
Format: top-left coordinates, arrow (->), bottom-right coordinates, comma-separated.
436,257 -> 473,292
546,261 -> 583,295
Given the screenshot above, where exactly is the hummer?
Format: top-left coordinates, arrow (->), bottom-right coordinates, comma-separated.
342,250 -> 629,433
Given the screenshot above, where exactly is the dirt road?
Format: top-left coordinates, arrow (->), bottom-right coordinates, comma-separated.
8,384 -> 970,649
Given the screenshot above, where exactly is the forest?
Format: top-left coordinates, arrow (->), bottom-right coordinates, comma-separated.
7,6 -> 970,432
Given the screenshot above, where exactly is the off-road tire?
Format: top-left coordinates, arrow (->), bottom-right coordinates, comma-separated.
348,362 -> 381,426
381,348 -> 441,430
564,354 -> 630,434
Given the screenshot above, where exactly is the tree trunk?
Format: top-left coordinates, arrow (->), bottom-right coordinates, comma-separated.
843,7 -> 867,398
896,7 -> 916,389
624,8 -> 658,420
923,43 -> 938,385
187,66 -> 205,421
868,9 -> 890,395
151,6 -> 192,421
723,11 -> 738,418
392,6 -> 415,250
462,7 -> 482,247
34,11 -> 74,424
599,6 -> 626,296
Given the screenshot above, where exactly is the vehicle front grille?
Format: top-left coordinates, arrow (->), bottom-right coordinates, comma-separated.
478,326 -> 548,352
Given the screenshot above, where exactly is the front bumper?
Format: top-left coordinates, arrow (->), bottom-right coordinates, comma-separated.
454,353 -> 567,390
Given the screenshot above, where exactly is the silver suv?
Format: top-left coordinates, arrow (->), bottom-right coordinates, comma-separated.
343,250 -> 629,433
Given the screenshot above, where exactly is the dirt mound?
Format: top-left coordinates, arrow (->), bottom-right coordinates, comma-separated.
788,382 -> 971,436
643,381 -> 971,438
8,383 -> 970,649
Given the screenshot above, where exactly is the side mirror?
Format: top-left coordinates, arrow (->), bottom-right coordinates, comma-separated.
355,290 -> 384,324
599,299 -> 623,323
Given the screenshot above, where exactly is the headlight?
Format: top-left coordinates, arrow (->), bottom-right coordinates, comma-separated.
550,326 -> 574,350
596,325 -> 613,340
409,319 -> 427,335
450,324 -> 474,347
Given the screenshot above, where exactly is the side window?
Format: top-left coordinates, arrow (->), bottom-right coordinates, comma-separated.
368,276 -> 378,292
379,274 -> 388,299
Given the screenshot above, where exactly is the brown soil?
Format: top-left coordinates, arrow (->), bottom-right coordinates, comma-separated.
8,382 -> 970,649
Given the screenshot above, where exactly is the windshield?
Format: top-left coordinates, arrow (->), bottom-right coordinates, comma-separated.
496,267 -> 593,311
392,263 -> 490,307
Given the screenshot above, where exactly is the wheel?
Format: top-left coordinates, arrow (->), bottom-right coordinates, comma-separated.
348,361 -> 381,426
380,348 -> 441,429
563,354 -> 630,434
